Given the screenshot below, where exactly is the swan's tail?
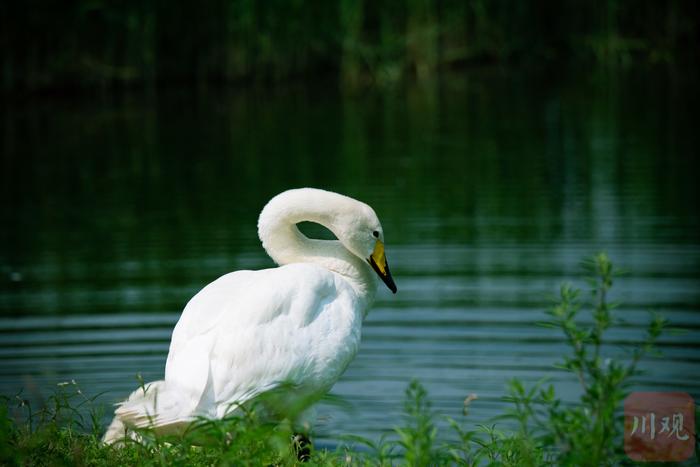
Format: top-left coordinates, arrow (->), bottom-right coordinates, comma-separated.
102,380 -> 193,444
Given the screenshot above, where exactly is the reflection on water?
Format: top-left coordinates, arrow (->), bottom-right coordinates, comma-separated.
1,68 -> 698,441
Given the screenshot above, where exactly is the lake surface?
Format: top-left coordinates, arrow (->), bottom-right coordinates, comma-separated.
1,67 -> 698,443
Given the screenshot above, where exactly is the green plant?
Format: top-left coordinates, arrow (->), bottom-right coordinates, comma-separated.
0,381 -> 326,466
496,252 -> 669,465
439,253 -> 673,466
395,380 -> 443,465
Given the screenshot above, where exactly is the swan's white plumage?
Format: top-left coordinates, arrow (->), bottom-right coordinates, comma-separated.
103,188 -> 395,443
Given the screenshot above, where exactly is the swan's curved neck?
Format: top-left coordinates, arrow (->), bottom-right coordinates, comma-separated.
257,190 -> 377,300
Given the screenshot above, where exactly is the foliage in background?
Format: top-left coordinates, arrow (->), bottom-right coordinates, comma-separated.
1,1 -> 699,91
0,254 -> 695,465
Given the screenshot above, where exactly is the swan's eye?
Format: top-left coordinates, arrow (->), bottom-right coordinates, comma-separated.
372,231 -> 379,238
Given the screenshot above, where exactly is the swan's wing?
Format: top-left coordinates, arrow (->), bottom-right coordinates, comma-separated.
114,334 -> 212,429
169,269 -> 260,343
163,263 -> 357,419
160,270 -> 263,415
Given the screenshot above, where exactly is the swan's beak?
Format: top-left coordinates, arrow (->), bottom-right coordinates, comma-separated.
368,240 -> 397,294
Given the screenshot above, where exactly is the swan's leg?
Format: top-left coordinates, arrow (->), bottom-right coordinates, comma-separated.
292,432 -> 312,462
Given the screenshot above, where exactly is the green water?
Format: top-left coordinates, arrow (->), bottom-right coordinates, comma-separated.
1,68 -> 698,441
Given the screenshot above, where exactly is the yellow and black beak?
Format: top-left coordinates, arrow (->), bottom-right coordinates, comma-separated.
367,240 -> 397,294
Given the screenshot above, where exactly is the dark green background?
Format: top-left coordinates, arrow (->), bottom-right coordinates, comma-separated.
2,0 -> 698,91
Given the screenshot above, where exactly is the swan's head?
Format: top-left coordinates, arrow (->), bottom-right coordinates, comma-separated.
258,187 -> 397,294
334,201 -> 398,294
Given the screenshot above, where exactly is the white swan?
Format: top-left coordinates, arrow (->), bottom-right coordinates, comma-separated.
103,187 -> 396,443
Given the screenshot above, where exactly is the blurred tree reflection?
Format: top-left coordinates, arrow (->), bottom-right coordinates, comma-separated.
1,0 -> 698,92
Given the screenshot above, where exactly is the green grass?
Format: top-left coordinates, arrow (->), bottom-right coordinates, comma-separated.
1,253 -> 697,466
